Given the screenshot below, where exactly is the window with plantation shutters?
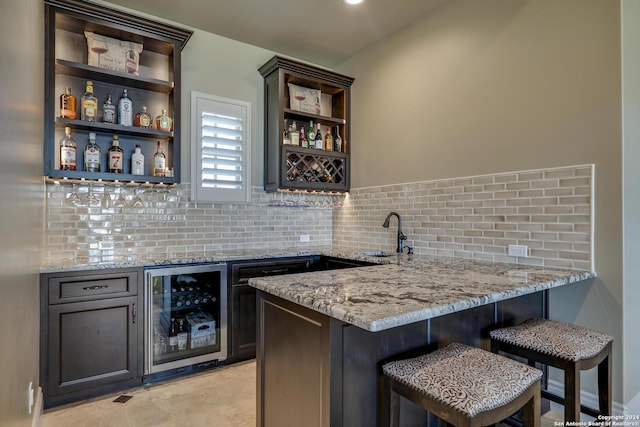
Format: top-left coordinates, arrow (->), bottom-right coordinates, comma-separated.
191,92 -> 251,202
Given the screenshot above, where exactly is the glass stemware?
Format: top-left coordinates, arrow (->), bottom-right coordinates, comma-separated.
66,183 -> 84,206
114,186 -> 128,208
101,186 -> 112,209
131,186 -> 144,208
86,184 -> 100,206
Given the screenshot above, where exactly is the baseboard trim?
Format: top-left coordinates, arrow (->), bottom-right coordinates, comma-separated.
547,379 -> 626,417
31,386 -> 43,427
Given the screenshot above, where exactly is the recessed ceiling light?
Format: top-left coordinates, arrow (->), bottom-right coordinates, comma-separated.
343,0 -> 364,4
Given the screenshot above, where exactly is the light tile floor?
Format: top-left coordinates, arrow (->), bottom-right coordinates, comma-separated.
41,360 -> 256,427
41,359 -> 562,427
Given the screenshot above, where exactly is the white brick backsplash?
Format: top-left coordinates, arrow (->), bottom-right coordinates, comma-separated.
333,165 -> 593,269
44,165 -> 593,270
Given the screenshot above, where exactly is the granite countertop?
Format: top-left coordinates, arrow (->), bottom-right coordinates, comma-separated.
248,253 -> 596,332
39,247 -> 336,273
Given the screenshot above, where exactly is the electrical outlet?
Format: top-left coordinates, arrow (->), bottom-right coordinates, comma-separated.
299,234 -> 310,242
508,244 -> 528,258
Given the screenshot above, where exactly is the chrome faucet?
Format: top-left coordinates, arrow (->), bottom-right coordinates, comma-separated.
383,211 -> 407,254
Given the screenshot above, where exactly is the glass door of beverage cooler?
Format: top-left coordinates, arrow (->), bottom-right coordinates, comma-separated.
144,264 -> 227,374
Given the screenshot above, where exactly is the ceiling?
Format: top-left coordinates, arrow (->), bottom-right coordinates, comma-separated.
101,0 -> 448,67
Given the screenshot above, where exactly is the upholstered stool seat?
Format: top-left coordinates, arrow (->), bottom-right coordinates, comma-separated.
381,342 -> 542,427
490,318 -> 613,422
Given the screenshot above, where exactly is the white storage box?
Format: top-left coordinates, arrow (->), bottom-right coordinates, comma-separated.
85,31 -> 143,75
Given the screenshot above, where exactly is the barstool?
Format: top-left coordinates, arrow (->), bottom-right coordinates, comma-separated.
490,318 -> 613,422
381,342 -> 542,427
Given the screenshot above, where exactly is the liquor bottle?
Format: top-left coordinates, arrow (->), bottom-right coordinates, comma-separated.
102,94 -> 116,124
107,135 -> 124,173
117,89 -> 133,126
59,126 -> 77,171
314,123 -> 323,149
84,132 -> 101,172
177,319 -> 188,351
290,121 -> 300,146
153,140 -> 166,177
80,81 -> 98,122
307,121 -> 316,143
155,109 -> 172,132
59,86 -> 77,119
134,106 -> 152,128
334,126 -> 343,152
299,126 -> 307,148
282,121 -> 291,145
168,319 -> 178,352
324,126 -> 333,151
131,145 -> 144,175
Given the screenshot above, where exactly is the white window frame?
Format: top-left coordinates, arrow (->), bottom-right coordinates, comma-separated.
190,91 -> 251,203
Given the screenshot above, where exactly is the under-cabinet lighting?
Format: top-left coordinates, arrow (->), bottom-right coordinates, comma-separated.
343,0 -> 364,4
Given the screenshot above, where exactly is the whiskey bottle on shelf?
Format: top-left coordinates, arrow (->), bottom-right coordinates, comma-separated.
324,126 -> 333,151
314,123 -> 323,149
59,126 -> 77,171
80,81 -> 98,122
153,140 -> 166,177
102,94 -> 116,124
290,121 -> 300,146
59,86 -> 76,119
117,89 -> 133,127
155,109 -> 173,132
131,145 -> 144,175
84,132 -> 101,172
134,106 -> 152,128
107,135 -> 124,173
334,125 -> 343,153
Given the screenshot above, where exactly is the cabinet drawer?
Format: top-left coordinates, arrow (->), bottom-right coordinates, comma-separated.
231,257 -> 313,285
48,270 -> 139,304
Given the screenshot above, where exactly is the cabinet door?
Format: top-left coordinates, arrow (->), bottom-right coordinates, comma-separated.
231,284 -> 257,359
47,296 -> 139,399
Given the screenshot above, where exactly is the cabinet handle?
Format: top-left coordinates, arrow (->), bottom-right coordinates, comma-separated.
263,268 -> 289,275
132,303 -> 137,323
82,285 -> 109,291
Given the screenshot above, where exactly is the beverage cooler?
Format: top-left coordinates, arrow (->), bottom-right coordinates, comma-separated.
144,264 -> 228,375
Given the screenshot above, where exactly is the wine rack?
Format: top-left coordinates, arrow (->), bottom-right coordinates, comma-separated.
259,56 -> 354,193
284,147 -> 347,191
